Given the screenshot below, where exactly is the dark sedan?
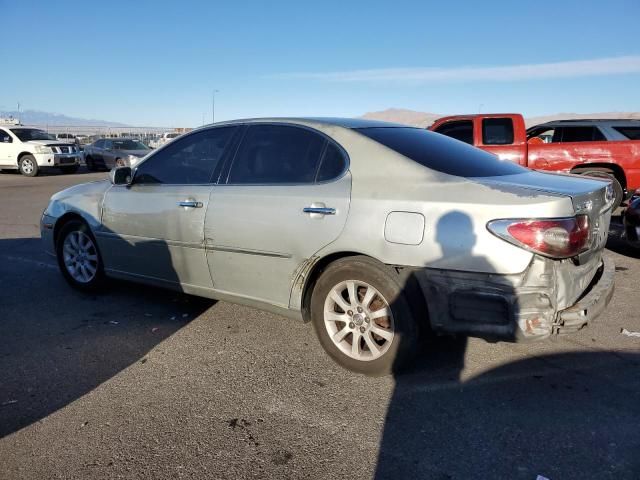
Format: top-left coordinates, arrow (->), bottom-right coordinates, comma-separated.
84,138 -> 151,171
624,196 -> 640,249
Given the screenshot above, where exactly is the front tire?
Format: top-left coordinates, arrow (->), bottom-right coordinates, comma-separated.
56,219 -> 105,292
310,256 -> 420,376
18,155 -> 39,177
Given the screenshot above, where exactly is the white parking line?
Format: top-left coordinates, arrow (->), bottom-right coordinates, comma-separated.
1,255 -> 57,270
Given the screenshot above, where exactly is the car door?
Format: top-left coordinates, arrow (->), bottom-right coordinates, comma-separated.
102,139 -> 115,168
98,126 -> 238,288
0,128 -> 13,166
89,139 -> 104,164
206,123 -> 351,308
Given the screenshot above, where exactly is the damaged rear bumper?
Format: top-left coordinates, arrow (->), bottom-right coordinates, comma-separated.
553,255 -> 615,334
415,254 -> 615,342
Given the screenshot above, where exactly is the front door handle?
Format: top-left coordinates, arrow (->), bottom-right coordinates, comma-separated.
303,202 -> 336,217
178,200 -> 203,208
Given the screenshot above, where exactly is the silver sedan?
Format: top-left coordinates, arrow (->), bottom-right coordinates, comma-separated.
41,118 -> 615,375
83,138 -> 151,171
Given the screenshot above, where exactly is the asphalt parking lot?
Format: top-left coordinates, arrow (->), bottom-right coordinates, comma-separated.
1,168 -> 639,480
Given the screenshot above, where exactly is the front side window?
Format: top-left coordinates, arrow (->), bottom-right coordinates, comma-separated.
482,118 -> 514,145
9,128 -> 55,142
0,129 -> 12,143
433,120 -> 474,145
227,125 -> 325,184
135,126 -> 236,185
94,139 -> 105,148
357,127 -> 526,177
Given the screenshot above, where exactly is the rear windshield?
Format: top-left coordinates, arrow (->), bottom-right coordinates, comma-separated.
356,127 -> 526,177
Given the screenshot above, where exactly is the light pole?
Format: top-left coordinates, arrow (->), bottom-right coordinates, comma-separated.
212,90 -> 219,124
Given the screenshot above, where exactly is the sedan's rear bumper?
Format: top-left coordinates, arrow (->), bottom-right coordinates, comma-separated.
414,253 -> 614,342
553,255 -> 615,334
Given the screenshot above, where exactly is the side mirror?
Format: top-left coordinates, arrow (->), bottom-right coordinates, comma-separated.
2,137 -> 12,143
109,166 -> 133,185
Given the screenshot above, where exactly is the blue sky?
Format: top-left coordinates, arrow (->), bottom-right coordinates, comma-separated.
2,0 -> 639,127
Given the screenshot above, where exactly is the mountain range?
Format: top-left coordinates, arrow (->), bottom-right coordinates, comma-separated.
0,110 -> 128,127
3,108 -> 639,129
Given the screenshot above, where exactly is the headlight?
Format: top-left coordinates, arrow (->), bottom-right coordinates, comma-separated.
35,145 -> 53,154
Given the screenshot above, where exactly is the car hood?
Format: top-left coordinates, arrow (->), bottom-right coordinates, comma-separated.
29,140 -> 75,146
50,179 -> 111,203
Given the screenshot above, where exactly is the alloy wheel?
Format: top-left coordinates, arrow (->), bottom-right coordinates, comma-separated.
62,230 -> 99,283
21,158 -> 34,174
323,280 -> 395,361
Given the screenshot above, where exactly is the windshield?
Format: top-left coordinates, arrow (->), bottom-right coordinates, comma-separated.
10,128 -> 56,142
356,127 -> 527,177
112,139 -> 148,150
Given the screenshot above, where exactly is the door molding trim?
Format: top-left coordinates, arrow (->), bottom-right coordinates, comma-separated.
206,244 -> 292,258
94,231 -> 205,250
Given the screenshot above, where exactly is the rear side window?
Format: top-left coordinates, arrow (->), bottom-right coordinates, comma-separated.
316,142 -> 347,182
357,127 -> 526,177
228,125 -> 325,184
554,126 -> 605,142
433,120 -> 474,145
482,118 -> 514,145
613,126 -> 640,140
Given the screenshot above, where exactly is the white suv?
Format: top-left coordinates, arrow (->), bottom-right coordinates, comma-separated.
149,132 -> 180,149
0,126 -> 82,176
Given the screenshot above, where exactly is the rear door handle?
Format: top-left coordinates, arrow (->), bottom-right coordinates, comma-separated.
178,201 -> 203,208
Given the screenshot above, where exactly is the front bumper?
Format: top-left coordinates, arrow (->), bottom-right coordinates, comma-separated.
41,213 -> 56,256
415,254 -> 615,342
34,153 -> 81,167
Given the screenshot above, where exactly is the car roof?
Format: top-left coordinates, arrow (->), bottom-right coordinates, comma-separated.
533,119 -> 640,128
211,117 -> 410,129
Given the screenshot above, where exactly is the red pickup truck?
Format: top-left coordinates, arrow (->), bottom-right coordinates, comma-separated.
429,113 -> 640,208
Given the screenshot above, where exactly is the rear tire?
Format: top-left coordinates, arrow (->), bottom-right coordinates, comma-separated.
85,156 -> 97,171
18,155 -> 39,177
56,219 -> 105,292
310,256 -> 420,376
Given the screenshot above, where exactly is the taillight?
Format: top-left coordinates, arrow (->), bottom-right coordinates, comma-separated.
487,215 -> 590,258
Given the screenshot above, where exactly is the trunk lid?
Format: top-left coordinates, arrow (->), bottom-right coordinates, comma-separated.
476,170 -> 614,263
